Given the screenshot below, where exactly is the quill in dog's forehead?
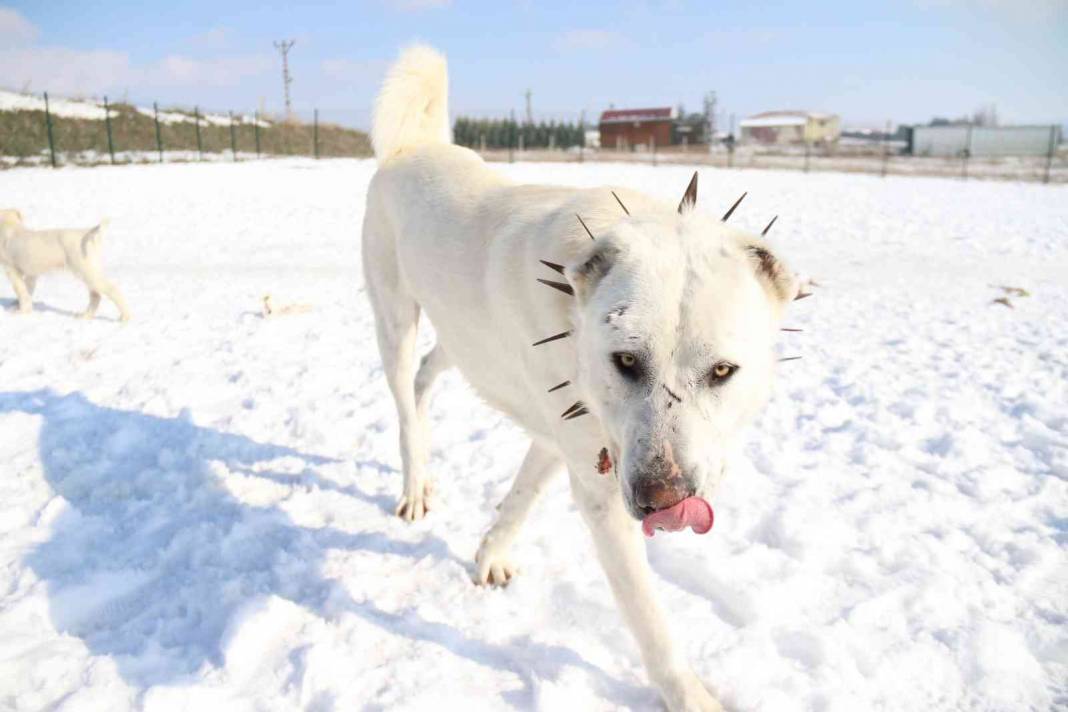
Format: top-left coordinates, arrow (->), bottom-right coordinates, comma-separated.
566,177 -> 797,520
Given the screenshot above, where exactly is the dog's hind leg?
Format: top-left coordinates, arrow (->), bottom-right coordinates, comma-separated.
24,276 -> 36,296
4,267 -> 32,313
568,469 -> 723,712
80,290 -> 102,320
475,441 -> 561,586
82,270 -> 130,321
364,220 -> 434,522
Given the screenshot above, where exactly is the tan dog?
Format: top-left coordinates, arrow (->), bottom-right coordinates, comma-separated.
0,209 -> 130,321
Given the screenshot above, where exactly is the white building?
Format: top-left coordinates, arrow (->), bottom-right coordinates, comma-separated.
739,111 -> 841,145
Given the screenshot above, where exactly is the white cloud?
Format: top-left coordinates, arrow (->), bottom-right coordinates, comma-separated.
0,45 -> 271,96
0,46 -> 130,96
554,29 -> 622,52
151,54 -> 272,88
0,6 -> 38,47
188,26 -> 229,51
321,58 -> 387,84
0,9 -> 268,97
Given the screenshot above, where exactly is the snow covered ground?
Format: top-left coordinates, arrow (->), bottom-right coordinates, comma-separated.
0,159 -> 1065,712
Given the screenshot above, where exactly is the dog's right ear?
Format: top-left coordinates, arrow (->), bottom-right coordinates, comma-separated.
566,244 -> 620,301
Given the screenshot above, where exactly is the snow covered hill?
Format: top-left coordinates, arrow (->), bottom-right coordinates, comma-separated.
0,159 -> 1064,711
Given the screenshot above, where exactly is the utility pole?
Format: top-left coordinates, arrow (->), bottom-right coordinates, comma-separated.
273,39 -> 295,120
524,89 -> 533,125
703,91 -> 717,144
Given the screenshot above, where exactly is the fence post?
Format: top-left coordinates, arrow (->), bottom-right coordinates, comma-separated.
43,92 -> 57,168
229,111 -> 238,161
314,109 -> 320,159
803,139 -> 811,173
578,112 -> 585,163
153,102 -> 163,163
254,111 -> 261,158
104,95 -> 116,165
509,110 -> 515,163
1044,125 -> 1056,185
880,119 -> 891,178
961,124 -> 972,180
651,138 -> 657,166
193,106 -> 203,161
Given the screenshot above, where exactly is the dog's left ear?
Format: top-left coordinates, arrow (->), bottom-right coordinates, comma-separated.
677,171 -> 698,213
744,242 -> 798,304
566,244 -> 620,301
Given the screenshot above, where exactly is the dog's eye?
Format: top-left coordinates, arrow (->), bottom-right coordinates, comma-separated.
612,352 -> 642,380
708,362 -> 737,385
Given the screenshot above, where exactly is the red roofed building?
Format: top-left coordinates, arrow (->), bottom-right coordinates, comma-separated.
599,106 -> 676,150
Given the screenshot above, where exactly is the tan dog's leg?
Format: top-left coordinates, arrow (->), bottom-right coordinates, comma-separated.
24,276 -> 36,296
82,273 -> 130,322
80,290 -> 102,320
4,266 -> 32,313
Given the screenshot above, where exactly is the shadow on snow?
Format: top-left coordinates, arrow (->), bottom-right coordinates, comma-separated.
1,389 -> 642,707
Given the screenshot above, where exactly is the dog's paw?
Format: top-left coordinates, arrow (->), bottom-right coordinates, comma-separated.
474,538 -> 517,587
395,480 -> 433,522
657,670 -> 723,712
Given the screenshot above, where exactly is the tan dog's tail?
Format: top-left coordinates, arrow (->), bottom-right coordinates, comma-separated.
80,218 -> 110,257
371,45 -> 449,163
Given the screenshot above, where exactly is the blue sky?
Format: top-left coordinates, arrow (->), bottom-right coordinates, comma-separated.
2,1 -> 1065,130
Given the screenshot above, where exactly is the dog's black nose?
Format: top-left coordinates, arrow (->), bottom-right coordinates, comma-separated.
633,479 -> 693,515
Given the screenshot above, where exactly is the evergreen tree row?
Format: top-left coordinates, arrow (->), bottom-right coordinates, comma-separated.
453,117 -> 586,150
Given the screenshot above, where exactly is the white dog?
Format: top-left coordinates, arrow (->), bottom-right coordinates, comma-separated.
363,47 -> 802,711
0,209 -> 130,321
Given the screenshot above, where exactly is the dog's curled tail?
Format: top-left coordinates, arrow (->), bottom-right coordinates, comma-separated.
80,218 -> 109,257
372,45 -> 449,163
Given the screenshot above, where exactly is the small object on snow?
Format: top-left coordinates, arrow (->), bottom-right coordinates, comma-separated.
596,447 -> 612,475
991,297 -> 1013,309
261,294 -> 313,317
641,497 -> 714,537
992,285 -> 1029,298
611,191 -> 630,215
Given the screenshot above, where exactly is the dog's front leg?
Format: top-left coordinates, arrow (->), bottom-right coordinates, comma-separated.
568,469 -> 722,712
3,266 -> 33,313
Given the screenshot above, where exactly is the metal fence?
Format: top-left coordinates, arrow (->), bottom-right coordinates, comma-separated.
1,92 -> 371,168
473,136 -> 1066,184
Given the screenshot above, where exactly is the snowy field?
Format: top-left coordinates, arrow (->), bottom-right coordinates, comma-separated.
0,159 -> 1065,712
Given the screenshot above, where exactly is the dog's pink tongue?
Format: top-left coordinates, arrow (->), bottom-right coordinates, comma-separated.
641,497 -> 714,537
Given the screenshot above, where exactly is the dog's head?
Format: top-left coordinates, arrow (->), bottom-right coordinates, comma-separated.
566,175 -> 799,521
0,209 -> 23,235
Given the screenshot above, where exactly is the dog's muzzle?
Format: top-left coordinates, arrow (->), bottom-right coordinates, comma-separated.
632,478 -> 695,517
